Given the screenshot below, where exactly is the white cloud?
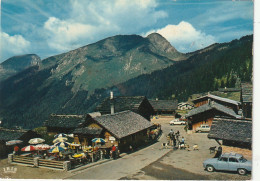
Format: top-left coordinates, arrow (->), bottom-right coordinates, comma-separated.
43,0 -> 167,52
0,32 -> 31,61
145,21 -> 216,53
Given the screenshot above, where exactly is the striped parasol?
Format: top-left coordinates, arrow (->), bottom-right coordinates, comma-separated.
54,133 -> 67,138
54,142 -> 70,148
35,144 -> 51,150
21,145 -> 36,152
53,137 -> 68,143
28,138 -> 45,144
91,138 -> 106,143
49,146 -> 65,153
6,140 -> 23,146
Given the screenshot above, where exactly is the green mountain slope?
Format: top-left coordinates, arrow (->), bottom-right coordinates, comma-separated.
0,35 -> 252,129
0,54 -> 41,81
0,33 -> 185,128
114,35 -> 253,101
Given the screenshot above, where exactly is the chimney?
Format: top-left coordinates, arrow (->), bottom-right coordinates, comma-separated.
110,91 -> 113,99
110,91 -> 114,115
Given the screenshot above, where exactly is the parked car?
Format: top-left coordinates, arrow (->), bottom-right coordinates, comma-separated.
203,153 -> 252,175
195,124 -> 210,132
170,119 -> 186,125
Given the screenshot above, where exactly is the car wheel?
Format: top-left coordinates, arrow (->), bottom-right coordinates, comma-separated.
206,165 -> 215,172
238,168 -> 247,175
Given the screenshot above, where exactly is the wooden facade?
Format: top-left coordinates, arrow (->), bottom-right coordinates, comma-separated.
0,129 -> 41,158
96,96 -> 155,121
186,102 -> 240,132
192,94 -> 240,113
74,111 -> 153,152
208,117 -> 252,159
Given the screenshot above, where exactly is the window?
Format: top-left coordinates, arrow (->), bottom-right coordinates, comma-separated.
219,157 -> 228,162
229,157 -> 238,162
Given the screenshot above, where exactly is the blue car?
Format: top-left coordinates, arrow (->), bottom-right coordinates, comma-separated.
203,153 -> 252,175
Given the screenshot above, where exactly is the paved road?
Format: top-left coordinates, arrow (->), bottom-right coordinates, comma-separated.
66,123 -> 173,180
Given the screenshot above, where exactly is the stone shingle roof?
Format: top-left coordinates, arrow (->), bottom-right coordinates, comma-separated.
93,110 -> 153,139
192,93 -> 240,106
96,96 -> 146,113
44,115 -> 85,129
208,117 -> 252,143
186,102 -> 241,118
73,127 -> 103,135
149,100 -> 178,111
241,82 -> 253,103
0,128 -> 27,141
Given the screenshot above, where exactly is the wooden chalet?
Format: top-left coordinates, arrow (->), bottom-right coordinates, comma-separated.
96,96 -> 154,121
208,117 -> 252,159
44,114 -> 85,134
0,128 -> 40,158
186,101 -> 241,132
241,82 -> 252,118
177,102 -> 194,110
192,93 -> 241,113
149,99 -> 178,115
73,110 -> 153,152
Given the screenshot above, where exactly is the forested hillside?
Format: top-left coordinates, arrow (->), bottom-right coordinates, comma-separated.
0,35 -> 252,129
115,35 -> 252,101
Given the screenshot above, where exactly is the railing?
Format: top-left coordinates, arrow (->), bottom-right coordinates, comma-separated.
38,159 -> 64,170
12,155 -> 34,165
8,154 -> 71,171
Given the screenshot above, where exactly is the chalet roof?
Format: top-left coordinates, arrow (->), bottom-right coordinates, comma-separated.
241,82 -> 253,103
44,115 -> 85,129
208,117 -> 252,143
0,128 -> 27,141
73,127 -> 103,135
87,112 -> 101,118
96,96 -> 146,113
149,100 -> 178,111
186,102 -> 241,118
93,110 -> 153,139
192,93 -> 240,106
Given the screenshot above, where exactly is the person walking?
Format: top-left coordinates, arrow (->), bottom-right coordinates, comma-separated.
169,129 -> 174,146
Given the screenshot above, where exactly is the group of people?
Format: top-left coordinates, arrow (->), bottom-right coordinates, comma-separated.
168,129 -> 185,149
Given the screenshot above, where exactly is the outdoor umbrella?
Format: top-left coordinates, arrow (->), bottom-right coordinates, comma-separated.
91,138 -> 106,143
6,140 -> 23,146
35,144 -> 51,150
28,138 -> 45,145
54,133 -> 67,138
54,142 -> 70,148
21,145 -> 36,152
49,146 -> 65,153
53,137 -> 68,143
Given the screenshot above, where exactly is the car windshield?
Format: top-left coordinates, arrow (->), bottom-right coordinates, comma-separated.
239,156 -> 247,163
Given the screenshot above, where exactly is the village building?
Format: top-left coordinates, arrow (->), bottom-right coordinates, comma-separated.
44,114 -> 85,135
241,82 -> 252,118
192,93 -> 241,113
73,110 -> 153,152
218,87 -> 241,93
177,102 -> 194,110
0,128 -> 40,158
96,95 -> 154,121
149,99 -> 178,116
186,101 -> 241,132
208,117 -> 252,159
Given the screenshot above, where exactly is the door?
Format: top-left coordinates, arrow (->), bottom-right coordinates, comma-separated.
217,157 -> 229,170
228,157 -> 240,171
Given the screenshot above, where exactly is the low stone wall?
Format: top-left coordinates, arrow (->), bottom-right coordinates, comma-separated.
222,145 -> 252,160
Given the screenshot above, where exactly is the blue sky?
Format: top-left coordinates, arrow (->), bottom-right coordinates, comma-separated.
0,0 -> 253,62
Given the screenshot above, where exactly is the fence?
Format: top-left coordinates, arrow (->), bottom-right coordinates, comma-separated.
8,154 -> 71,171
